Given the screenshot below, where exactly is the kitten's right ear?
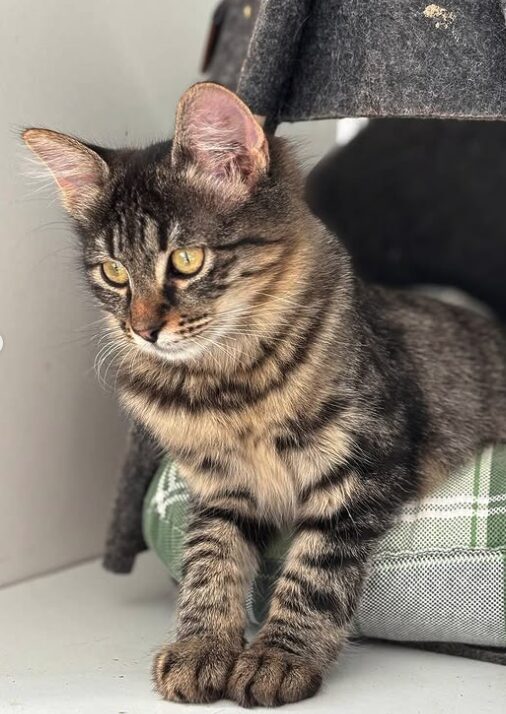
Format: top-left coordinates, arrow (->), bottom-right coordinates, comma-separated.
22,128 -> 109,220
171,83 -> 269,203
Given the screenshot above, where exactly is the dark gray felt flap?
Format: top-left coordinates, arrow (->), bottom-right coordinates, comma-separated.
237,0 -> 506,121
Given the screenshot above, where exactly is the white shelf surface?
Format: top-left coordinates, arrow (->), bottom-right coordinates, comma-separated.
1,552 -> 504,713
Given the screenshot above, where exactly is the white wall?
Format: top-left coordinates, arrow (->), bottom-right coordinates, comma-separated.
0,1 -> 337,587
0,0 -> 218,586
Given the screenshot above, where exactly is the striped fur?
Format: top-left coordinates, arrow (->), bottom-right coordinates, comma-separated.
24,85 -> 506,707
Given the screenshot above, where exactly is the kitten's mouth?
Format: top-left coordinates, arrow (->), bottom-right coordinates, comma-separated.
157,327 -> 211,353
131,317 -> 215,362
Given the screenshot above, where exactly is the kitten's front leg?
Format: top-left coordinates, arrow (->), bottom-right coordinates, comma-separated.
228,474 -> 390,707
153,500 -> 266,704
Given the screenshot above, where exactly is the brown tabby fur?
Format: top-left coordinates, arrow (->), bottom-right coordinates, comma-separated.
24,83 -> 506,707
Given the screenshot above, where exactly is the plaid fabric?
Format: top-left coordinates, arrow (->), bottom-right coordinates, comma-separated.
143,446 -> 506,646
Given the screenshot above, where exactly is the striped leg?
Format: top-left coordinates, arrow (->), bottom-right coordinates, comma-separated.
152,503 -> 266,703
228,490 -> 387,707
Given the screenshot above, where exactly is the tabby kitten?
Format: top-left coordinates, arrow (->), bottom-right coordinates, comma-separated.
24,83 -> 506,707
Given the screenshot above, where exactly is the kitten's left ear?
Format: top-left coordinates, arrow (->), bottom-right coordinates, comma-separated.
23,128 -> 109,220
172,82 -> 269,200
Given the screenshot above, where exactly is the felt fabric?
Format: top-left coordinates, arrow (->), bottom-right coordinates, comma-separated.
237,0 -> 311,118
102,423 -> 161,574
306,118 -> 506,321
206,1 -> 260,90
237,0 -> 506,121
375,640 -> 506,666
207,1 -> 506,120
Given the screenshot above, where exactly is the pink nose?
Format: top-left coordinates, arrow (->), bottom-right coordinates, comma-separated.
132,322 -> 164,343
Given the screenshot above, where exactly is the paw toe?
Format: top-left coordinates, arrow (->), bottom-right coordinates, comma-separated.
153,637 -> 240,704
228,645 -> 322,707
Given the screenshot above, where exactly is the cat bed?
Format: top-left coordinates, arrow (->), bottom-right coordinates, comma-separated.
306,118 -> 506,322
143,446 -> 506,649
103,1 -> 506,584
207,0 -> 506,122
101,3 -> 506,672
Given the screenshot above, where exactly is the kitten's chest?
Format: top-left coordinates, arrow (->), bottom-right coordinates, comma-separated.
138,398 -> 298,519
122,377 -> 350,520
190,419 -> 296,520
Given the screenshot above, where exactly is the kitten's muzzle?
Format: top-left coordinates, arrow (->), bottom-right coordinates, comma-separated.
129,297 -> 166,343
131,320 -> 165,343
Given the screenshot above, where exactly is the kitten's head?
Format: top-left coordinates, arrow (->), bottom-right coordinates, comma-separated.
23,83 -> 307,365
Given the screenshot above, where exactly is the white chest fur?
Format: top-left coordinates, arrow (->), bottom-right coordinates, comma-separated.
122,385 -> 352,522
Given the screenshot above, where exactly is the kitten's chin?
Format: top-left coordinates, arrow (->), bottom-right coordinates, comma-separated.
135,339 -> 207,364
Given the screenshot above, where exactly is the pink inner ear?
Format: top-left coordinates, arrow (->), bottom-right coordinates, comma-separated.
23,129 -> 106,208
58,170 -> 100,193
179,85 -> 267,186
41,148 -> 101,195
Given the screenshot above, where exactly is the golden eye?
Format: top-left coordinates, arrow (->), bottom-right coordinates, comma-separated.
170,247 -> 205,276
101,260 -> 129,286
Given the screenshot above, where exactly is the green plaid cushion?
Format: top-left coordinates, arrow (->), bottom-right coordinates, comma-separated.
143,446 -> 506,646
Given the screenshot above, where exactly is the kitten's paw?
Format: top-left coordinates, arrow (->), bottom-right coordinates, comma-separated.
227,643 -> 322,707
152,636 -> 242,703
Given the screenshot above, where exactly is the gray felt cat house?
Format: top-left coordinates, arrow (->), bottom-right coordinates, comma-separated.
103,0 -> 506,663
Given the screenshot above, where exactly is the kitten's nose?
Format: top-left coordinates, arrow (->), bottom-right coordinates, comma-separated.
130,298 -> 165,343
132,321 -> 164,344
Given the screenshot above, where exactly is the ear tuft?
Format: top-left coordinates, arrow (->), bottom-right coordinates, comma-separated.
22,128 -> 108,219
172,83 -> 269,199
